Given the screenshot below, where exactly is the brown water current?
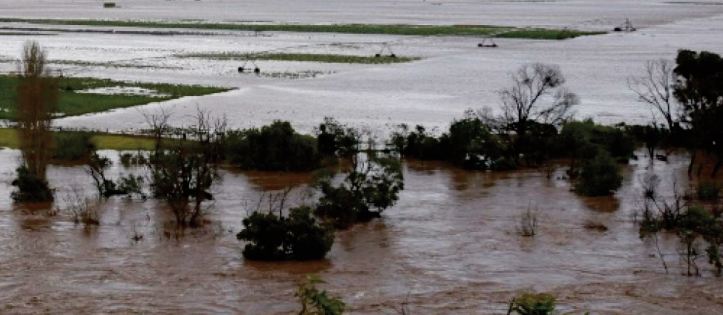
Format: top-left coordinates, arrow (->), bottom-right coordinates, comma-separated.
0,149 -> 721,314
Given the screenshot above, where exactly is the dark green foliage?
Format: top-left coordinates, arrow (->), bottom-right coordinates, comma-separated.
236,206 -> 334,260
390,116 -> 508,170
558,120 -> 634,162
11,165 -> 53,202
296,275 -> 345,315
507,292 -> 556,315
119,152 -> 147,167
315,155 -> 404,228
226,121 -> 320,171
515,121 -> 559,165
673,50 -> 723,176
441,117 -> 507,169
389,124 -> 443,160
316,117 -> 359,157
52,131 -> 94,161
697,182 -> 720,201
575,151 -> 623,196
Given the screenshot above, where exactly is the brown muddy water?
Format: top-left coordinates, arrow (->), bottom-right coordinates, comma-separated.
0,149 -> 720,314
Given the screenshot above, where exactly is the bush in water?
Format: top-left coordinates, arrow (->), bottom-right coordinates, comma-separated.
237,206 -> 334,261
226,121 -> 320,171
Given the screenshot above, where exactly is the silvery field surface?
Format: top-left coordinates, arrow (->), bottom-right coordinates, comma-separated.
1,0 -> 723,136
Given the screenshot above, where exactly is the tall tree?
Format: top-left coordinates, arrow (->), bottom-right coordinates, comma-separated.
12,41 -> 57,202
673,50 -> 723,176
629,59 -> 678,130
498,63 -> 578,136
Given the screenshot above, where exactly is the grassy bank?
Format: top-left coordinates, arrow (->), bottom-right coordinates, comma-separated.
178,52 -> 418,64
0,128 -> 156,151
0,18 -> 605,39
0,75 -> 230,120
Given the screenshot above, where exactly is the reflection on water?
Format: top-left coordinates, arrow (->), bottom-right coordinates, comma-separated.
0,150 -> 720,314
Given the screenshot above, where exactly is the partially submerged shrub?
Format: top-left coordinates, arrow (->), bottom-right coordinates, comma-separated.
316,117 -> 360,157
226,121 -> 320,171
507,292 -> 556,315
315,155 -> 404,228
59,188 -> 100,226
119,151 -> 147,167
575,151 -> 623,196
237,206 -> 334,260
517,207 -> 538,237
11,165 -> 54,202
52,132 -> 94,161
697,182 -> 720,201
296,275 -> 345,315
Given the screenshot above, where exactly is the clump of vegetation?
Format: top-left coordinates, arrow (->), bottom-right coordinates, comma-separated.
146,110 -> 225,227
507,292 -> 556,315
52,131 -> 94,161
315,154 -> 404,228
574,151 -> 623,196
316,117 -> 360,157
237,206 -> 334,260
639,180 -> 723,276
119,151 -> 148,167
391,114 -> 509,170
697,182 -> 720,201
226,121 -> 320,171
60,188 -> 100,226
87,152 -> 144,199
12,41 -> 56,202
296,275 -> 345,315
11,166 -> 54,202
517,207 -> 538,237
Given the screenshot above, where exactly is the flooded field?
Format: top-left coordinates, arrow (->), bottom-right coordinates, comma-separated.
0,1 -> 722,136
0,148 -> 721,314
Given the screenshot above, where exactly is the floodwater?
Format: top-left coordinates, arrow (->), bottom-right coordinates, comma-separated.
1,1 -> 723,136
0,148 -> 721,314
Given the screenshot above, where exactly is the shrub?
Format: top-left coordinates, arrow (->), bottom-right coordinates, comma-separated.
575,151 -> 623,196
316,117 -> 360,157
11,165 -> 53,202
315,155 -> 404,228
697,182 -> 720,201
507,292 -> 556,315
119,151 -> 147,167
517,207 -> 538,237
52,132 -> 94,161
226,121 -> 320,171
296,275 -> 345,315
558,120 -> 634,173
440,116 -> 507,170
390,124 -> 444,160
236,206 -> 334,260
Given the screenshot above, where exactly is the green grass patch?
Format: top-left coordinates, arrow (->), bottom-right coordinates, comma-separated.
0,75 -> 230,120
0,128 -> 157,151
0,18 -> 605,39
178,52 -> 418,64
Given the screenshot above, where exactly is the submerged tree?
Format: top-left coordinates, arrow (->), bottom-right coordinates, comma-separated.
146,110 -> 225,227
12,41 -> 58,202
315,153 -> 404,228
